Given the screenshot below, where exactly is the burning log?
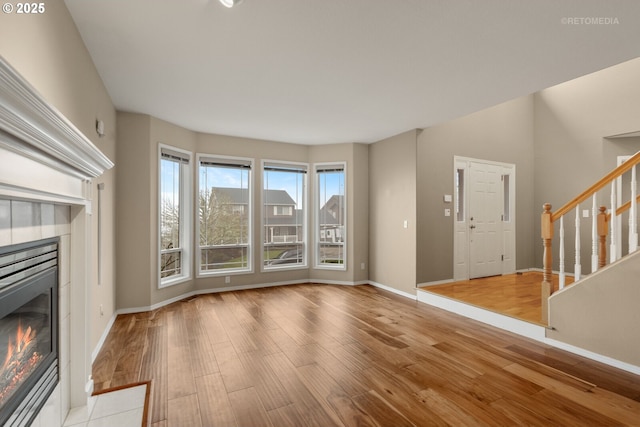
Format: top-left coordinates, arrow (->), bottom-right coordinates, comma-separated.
0,321 -> 42,406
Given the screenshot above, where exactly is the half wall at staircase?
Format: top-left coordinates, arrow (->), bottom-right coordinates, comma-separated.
548,250 -> 640,367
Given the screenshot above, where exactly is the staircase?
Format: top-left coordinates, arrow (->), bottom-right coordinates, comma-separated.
540,150 -> 640,322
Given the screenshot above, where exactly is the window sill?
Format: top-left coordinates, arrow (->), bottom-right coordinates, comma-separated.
159,274 -> 192,289
262,264 -> 308,273
313,264 -> 347,271
197,268 -> 253,278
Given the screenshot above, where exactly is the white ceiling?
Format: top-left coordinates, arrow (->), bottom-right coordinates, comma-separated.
65,0 -> 640,145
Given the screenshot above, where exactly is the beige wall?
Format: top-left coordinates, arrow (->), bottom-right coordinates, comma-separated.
417,96 -> 536,283
351,143 -> 370,284
309,143 -> 369,285
548,250 -> 640,367
116,114 -> 369,309
369,130 -> 417,296
0,2 -> 117,353
115,113 -> 153,308
534,57 -> 640,269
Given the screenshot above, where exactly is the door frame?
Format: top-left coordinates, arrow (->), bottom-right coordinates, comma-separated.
453,156 -> 516,281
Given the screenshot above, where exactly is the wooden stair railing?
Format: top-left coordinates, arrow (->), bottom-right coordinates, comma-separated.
541,150 -> 640,323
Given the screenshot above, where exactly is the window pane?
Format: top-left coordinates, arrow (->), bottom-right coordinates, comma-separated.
317,167 -> 345,267
199,160 -> 251,273
503,174 -> 510,222
264,166 -> 306,268
200,246 -> 249,271
160,158 -> 182,278
160,250 -> 182,278
456,168 -> 465,222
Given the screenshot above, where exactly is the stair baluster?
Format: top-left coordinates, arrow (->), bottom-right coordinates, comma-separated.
610,182 -> 618,263
630,164 -> 638,253
559,215 -> 565,289
591,195 -> 598,273
574,208 -> 581,282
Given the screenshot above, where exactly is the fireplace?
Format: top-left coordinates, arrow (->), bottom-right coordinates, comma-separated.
0,238 -> 58,427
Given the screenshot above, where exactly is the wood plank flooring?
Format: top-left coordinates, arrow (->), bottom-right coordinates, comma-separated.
92,283 -> 640,426
421,271 -> 574,324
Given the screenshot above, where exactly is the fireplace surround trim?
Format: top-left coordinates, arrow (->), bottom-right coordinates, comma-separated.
0,53 -> 114,423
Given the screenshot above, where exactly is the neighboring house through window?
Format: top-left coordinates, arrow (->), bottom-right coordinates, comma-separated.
198,155 -> 252,275
316,163 -> 346,269
263,161 -> 307,269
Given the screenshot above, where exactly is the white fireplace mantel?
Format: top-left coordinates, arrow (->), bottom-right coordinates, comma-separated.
0,56 -> 113,184
0,54 -> 114,422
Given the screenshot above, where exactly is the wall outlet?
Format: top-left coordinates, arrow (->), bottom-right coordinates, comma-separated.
99,304 -> 104,316
361,262 -> 366,270
225,276 -> 231,284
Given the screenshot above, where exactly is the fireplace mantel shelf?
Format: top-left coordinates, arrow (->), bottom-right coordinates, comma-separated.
0,55 -> 113,181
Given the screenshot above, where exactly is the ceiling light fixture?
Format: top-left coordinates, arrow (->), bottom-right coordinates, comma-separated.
219,0 -> 242,7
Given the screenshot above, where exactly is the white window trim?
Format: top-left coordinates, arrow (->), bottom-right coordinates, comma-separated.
158,143 -> 192,288
261,159 -> 309,272
314,162 -> 347,271
196,153 -> 254,277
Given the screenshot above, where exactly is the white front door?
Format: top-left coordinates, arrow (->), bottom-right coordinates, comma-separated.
469,161 -> 503,278
453,157 -> 516,280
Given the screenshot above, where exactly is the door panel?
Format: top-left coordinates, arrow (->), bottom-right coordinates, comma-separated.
469,162 -> 503,279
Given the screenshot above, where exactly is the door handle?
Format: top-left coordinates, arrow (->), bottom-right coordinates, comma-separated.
470,225 -> 476,229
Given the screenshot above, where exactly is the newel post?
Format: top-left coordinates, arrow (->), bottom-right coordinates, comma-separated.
597,206 -> 608,269
541,203 -> 553,323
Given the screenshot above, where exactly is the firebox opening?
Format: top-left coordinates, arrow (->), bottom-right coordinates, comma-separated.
0,238 -> 59,427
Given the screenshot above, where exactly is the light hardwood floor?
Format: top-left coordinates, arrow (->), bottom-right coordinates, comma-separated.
421,271 -> 574,324
93,283 -> 640,426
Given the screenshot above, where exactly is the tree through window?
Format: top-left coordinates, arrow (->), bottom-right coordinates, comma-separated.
198,156 -> 252,274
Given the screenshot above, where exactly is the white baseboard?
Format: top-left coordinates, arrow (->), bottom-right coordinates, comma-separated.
91,312 -> 118,363
368,281 -> 417,300
417,278 -> 455,287
543,337 -> 640,376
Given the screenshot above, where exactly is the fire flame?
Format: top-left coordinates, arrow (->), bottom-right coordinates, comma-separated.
0,319 -> 42,406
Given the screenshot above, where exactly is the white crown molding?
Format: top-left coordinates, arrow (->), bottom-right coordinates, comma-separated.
0,55 -> 113,179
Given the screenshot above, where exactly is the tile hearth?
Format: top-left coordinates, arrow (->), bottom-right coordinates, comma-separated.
63,383 -> 149,427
